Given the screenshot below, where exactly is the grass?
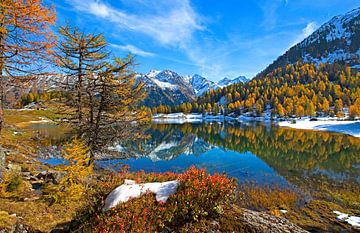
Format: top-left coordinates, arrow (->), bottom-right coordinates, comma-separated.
0,198 -> 84,232
238,184 -> 300,213
286,200 -> 353,232
0,210 -> 17,231
0,109 -> 80,232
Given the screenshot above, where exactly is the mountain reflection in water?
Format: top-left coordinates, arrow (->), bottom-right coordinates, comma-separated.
97,122 -> 360,187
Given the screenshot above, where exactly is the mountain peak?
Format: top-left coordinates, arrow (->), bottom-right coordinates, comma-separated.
218,76 -> 248,87
147,69 -> 161,78
259,7 -> 360,78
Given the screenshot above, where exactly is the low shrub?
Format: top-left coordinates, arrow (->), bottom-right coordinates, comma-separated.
43,138 -> 93,204
74,166 -> 236,232
0,171 -> 26,197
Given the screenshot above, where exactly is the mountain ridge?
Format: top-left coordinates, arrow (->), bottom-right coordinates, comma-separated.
257,7 -> 360,78
137,70 -> 248,107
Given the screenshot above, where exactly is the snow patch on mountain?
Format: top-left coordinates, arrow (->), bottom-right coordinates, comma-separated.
137,70 -> 248,102
218,76 -> 248,88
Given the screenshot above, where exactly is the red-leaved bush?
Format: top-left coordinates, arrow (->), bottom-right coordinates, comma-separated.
75,166 -> 236,232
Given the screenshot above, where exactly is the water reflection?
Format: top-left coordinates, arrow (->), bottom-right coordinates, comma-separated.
100,122 -> 360,186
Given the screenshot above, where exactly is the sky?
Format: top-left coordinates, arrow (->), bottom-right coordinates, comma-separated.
50,0 -> 359,81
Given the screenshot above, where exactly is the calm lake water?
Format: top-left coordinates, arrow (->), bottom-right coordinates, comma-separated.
37,121 -> 360,190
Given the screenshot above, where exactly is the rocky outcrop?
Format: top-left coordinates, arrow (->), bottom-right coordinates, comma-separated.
0,147 -> 6,182
239,208 -> 308,233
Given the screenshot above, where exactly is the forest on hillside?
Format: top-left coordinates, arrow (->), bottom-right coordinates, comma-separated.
153,63 -> 360,118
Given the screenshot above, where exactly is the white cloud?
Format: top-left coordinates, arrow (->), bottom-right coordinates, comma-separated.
303,22 -> 317,38
66,0 -> 203,46
111,44 -> 155,57
292,21 -> 317,45
88,1 -> 110,17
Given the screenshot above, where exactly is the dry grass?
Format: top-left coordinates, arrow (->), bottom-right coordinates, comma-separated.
0,210 -> 17,231
0,198 -> 84,232
238,184 -> 299,212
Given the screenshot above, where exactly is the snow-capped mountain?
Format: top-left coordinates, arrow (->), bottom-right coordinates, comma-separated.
218,76 -> 249,87
136,70 -> 196,107
137,70 -> 248,107
103,126 -> 213,161
260,7 -> 360,77
190,74 -> 218,96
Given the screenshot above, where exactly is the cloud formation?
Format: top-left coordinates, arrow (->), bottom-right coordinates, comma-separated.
111,44 -> 155,57
67,0 -> 203,46
292,22 -> 317,45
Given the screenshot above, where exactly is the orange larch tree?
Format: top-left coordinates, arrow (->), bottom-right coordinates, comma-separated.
0,0 -> 55,133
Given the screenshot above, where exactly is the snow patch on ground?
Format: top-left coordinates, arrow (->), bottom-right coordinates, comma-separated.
103,179 -> 179,212
153,113 -> 360,137
28,117 -> 53,124
278,119 -> 360,138
333,211 -> 360,227
152,113 -> 203,124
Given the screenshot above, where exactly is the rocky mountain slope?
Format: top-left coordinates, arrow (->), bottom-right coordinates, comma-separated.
137,70 -> 248,107
259,7 -> 360,77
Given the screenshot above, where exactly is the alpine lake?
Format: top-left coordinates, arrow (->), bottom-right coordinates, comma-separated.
34,120 -> 360,227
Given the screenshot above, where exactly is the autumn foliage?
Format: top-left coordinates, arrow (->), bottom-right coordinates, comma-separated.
74,166 -> 236,232
154,63 -> 360,118
44,138 -> 93,204
0,0 -> 55,132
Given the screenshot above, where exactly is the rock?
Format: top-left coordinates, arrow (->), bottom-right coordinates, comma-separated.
240,208 -> 308,233
0,146 -> 5,181
103,179 -> 179,212
30,180 -> 43,190
6,164 -> 21,173
36,170 -> 64,185
23,196 -> 40,202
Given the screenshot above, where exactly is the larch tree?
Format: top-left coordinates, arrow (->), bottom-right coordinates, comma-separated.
86,55 -> 148,154
0,0 -> 55,133
56,24 -> 109,127
56,25 -> 148,156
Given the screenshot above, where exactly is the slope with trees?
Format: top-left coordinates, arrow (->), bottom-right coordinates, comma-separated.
156,63 -> 359,119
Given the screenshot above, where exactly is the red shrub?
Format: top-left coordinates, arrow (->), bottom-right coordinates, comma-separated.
78,166 -> 236,232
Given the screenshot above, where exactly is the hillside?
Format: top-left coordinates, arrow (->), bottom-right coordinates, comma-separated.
259,7 -> 360,78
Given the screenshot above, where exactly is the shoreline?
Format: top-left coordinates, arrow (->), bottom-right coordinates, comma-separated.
152,113 -> 360,138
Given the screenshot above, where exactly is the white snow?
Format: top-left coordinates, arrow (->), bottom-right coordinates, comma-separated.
147,69 -> 161,78
103,179 -> 179,212
333,211 -> 360,227
148,141 -> 177,161
278,119 -> 360,137
152,113 -> 203,124
108,144 -> 125,153
28,117 -> 53,124
303,49 -> 357,65
152,79 -> 177,90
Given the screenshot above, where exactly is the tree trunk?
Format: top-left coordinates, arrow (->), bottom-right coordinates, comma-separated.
0,32 -> 4,135
77,49 -> 83,125
0,73 -> 3,134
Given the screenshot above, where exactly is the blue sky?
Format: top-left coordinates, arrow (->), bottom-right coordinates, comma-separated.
51,0 -> 359,81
